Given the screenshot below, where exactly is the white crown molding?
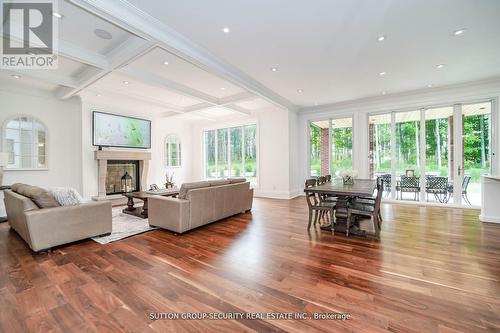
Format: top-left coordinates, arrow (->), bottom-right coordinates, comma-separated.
299,76 -> 500,115
68,0 -> 296,111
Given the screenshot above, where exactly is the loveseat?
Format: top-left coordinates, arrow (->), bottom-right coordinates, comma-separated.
148,178 -> 253,233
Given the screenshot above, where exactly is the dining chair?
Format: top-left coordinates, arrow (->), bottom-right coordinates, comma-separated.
346,178 -> 383,238
325,174 -> 332,182
318,176 -> 327,185
305,179 -> 336,230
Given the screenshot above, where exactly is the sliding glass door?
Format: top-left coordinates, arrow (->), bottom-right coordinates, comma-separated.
368,101 -> 493,206
309,117 -> 353,177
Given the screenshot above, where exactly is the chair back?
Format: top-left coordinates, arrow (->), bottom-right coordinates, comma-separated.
318,176 -> 327,184
305,178 -> 318,207
400,176 -> 419,188
374,177 -> 384,213
462,176 -> 471,191
381,174 -> 391,190
427,176 -> 448,190
325,174 -> 331,182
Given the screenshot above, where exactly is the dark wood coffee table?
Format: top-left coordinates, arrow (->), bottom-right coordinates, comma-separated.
122,190 -> 179,219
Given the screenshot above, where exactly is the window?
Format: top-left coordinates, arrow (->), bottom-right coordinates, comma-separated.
165,134 -> 181,167
3,116 -> 47,169
204,124 -> 257,184
309,117 -> 353,177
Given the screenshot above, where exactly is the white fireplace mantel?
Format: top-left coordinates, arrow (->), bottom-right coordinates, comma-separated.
94,150 -> 151,200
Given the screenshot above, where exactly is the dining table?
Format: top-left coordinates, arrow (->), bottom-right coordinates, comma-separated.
304,178 -> 377,236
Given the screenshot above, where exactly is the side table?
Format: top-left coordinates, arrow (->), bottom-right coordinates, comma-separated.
0,185 -> 12,223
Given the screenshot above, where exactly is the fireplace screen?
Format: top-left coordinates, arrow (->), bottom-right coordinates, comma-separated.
106,160 -> 140,194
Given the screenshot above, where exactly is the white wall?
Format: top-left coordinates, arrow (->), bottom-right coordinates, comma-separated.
190,108 -> 298,199
297,78 -> 500,188
0,86 -> 82,214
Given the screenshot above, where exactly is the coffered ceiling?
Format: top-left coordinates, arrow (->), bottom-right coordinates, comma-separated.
2,0 -> 500,119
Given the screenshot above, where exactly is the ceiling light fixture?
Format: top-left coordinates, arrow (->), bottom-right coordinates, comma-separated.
436,64 -> 445,69
454,29 -> 465,36
123,81 -> 129,85
377,35 -> 385,42
270,67 -> 278,72
222,27 -> 230,34
297,89 -> 303,93
381,91 -> 387,95
52,12 -> 63,19
379,71 -> 386,76
96,93 -> 101,97
11,74 -> 21,79
163,61 -> 169,65
220,87 -> 225,90
94,29 -> 113,40
427,84 -> 433,88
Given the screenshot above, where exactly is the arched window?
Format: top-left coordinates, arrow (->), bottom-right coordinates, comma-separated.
165,134 -> 181,167
3,116 -> 47,169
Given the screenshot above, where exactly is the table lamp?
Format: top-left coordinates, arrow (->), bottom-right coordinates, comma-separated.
0,152 -> 8,186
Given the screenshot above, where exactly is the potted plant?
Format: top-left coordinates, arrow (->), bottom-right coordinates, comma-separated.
165,171 -> 175,189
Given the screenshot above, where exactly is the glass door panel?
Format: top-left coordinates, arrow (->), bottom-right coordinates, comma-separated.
230,127 -> 243,177
460,102 -> 492,206
369,113 -> 392,197
395,111 -> 421,201
217,129 -> 228,178
331,118 -> 353,175
424,107 -> 454,203
309,120 -> 330,177
204,130 -> 216,178
244,125 -> 257,184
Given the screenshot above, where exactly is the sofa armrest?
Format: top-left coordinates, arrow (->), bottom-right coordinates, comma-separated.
149,196 -> 190,233
24,201 -> 112,251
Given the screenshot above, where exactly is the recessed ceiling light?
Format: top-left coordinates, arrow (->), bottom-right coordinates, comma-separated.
379,71 -> 386,76
52,12 -> 63,19
163,61 -> 169,65
427,84 -> 433,88
454,29 -> 465,36
123,81 -> 129,85
297,89 -> 303,93
220,87 -> 225,90
377,36 -> 385,42
270,67 -> 278,72
222,27 -> 230,34
436,64 -> 445,69
94,29 -> 113,40
11,74 -> 21,79
381,91 -> 387,95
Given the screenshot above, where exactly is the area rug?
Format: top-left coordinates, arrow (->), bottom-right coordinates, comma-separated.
92,206 -> 157,244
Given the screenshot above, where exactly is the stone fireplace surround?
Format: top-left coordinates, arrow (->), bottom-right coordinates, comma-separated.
93,150 -> 151,201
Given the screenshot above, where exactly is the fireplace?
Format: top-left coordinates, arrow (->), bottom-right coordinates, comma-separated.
105,160 -> 140,195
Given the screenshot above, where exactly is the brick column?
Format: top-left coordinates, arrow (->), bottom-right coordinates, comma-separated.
320,128 -> 329,176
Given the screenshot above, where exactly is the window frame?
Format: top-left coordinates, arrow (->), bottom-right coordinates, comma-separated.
164,134 -> 182,168
202,122 -> 259,187
2,115 -> 49,171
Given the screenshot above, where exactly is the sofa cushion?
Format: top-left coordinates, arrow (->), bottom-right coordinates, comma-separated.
178,181 -> 211,199
48,187 -> 84,206
208,179 -> 231,187
227,177 -> 246,184
13,183 -> 60,209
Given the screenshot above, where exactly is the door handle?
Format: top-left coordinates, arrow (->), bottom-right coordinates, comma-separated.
458,166 -> 462,176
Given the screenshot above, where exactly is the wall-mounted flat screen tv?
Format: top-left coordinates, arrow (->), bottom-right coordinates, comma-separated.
93,111 -> 151,149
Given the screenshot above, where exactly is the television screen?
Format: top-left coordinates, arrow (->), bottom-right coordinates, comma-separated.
93,112 -> 151,149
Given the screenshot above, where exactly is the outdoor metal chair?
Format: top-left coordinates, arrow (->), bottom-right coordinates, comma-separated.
426,176 -> 449,203
396,176 -> 420,200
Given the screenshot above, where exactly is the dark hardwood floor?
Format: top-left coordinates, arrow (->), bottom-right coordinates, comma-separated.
1,198 -> 500,332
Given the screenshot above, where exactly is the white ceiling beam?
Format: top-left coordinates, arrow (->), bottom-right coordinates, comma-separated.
3,69 -> 78,88
119,67 -> 219,104
2,30 -> 109,69
55,36 -> 155,100
222,104 -> 253,116
68,0 -> 296,111
217,92 -> 257,106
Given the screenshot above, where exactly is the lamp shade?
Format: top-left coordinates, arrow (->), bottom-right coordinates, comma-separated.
0,152 -> 8,167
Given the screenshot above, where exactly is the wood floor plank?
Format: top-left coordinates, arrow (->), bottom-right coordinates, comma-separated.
0,198 -> 499,332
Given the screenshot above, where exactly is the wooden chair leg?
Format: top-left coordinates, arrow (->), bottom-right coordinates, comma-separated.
374,215 -> 380,239
313,210 -> 319,226
307,208 -> 312,229
346,209 -> 351,237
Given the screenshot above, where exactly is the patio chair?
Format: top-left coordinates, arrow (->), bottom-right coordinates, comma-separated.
381,174 -> 391,197
447,176 -> 472,205
396,176 -> 420,200
425,176 -> 449,203
305,179 -> 336,230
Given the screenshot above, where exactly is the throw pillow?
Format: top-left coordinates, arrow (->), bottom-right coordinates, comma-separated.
14,184 -> 61,208
48,187 -> 84,206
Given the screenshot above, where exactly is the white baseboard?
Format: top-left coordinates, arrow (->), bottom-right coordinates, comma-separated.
479,214 -> 500,223
254,189 -> 302,200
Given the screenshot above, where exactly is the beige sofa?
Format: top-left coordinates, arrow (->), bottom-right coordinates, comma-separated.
149,178 -> 253,233
4,185 -> 112,252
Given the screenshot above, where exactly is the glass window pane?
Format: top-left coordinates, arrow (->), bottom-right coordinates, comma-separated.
217,129 -> 229,178
204,130 -> 216,179
331,117 -> 352,175
369,113 -> 392,178
244,125 -> 257,184
309,120 -> 329,177
230,127 -> 242,177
